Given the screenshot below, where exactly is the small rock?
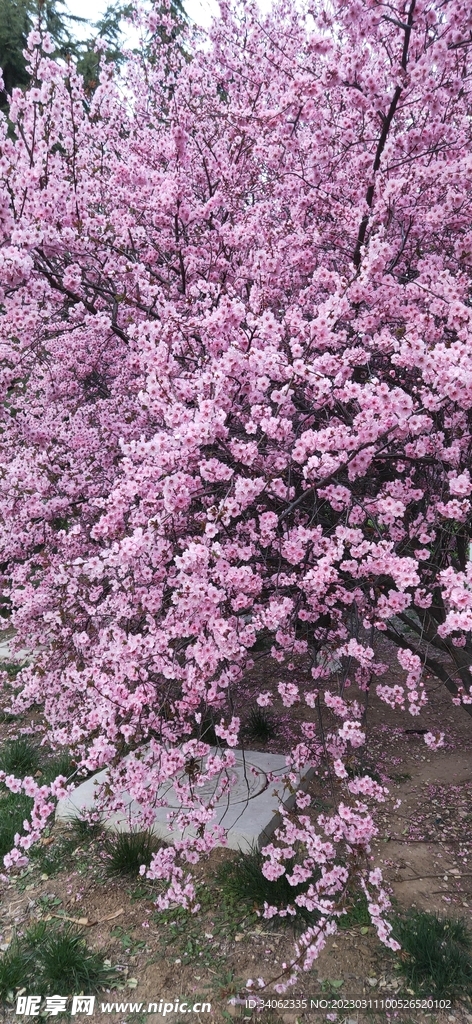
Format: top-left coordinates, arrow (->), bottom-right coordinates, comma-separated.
367,978 -> 378,987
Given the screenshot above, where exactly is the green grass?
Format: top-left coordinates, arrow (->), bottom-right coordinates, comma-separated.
0,737 -> 79,864
338,888 -> 371,929
0,661 -> 24,681
37,924 -> 114,994
0,940 -> 31,999
217,846 -> 320,930
0,736 -> 40,774
393,909 -> 472,1001
40,750 -> 77,785
0,922 -> 117,1002
29,831 -> 80,877
0,791 -> 34,858
68,811 -> 104,842
245,706 -> 276,742
0,735 -> 81,869
103,828 -> 161,876
0,736 -> 76,783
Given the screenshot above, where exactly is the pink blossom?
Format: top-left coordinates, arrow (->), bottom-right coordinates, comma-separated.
1,0 -> 472,993
424,731 -> 445,750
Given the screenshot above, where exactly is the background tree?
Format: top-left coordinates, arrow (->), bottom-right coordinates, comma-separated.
77,1 -> 188,95
0,0 -> 189,106
0,0 -> 83,109
76,3 -> 135,95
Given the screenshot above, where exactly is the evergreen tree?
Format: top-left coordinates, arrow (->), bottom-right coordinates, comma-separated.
78,1 -> 188,94
0,0 -> 84,108
0,0 -> 188,106
76,3 -> 134,94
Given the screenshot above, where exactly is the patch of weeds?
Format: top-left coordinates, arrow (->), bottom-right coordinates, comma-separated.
0,736 -> 40,774
393,909 -> 472,1000
41,750 -> 77,785
35,923 -> 116,995
0,922 -> 117,1001
68,811 -> 104,842
217,846 -> 320,931
110,926 -> 147,956
320,978 -> 344,993
0,708 -> 18,724
103,828 -> 161,876
0,791 -> 33,858
338,889 -> 371,930
155,885 -> 242,966
0,938 -> 31,1001
0,661 -> 24,681
210,968 -> 245,1003
245,706 -> 276,742
128,881 -> 154,901
36,893 -> 63,912
30,833 -> 78,877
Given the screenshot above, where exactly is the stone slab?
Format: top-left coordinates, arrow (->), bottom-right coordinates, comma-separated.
56,748 -> 314,852
0,637 -> 32,663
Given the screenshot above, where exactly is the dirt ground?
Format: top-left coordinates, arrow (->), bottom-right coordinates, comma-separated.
1,633 -> 472,1024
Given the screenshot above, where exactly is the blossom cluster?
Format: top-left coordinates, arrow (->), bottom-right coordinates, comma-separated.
1,0 -> 472,992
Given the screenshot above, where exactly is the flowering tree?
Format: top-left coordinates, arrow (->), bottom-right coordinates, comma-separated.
1,0 -> 472,990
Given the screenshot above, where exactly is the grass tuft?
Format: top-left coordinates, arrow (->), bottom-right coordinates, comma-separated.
338,888 -> 371,929
393,909 -> 472,1000
30,832 -> 79,876
0,661 -> 24,681
38,923 -> 115,994
40,750 -> 76,785
218,846 -> 319,930
0,791 -> 34,858
245,706 -> 276,742
68,811 -> 104,842
0,736 -> 40,775
103,828 -> 161,876
0,922 -> 117,1000
0,940 -> 31,1001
